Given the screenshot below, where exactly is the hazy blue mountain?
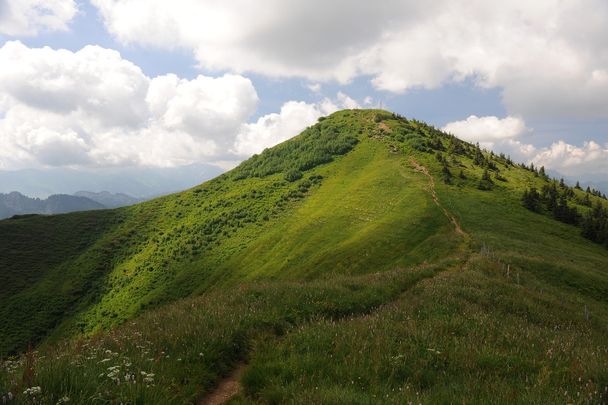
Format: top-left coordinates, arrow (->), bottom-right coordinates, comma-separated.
0,164 -> 225,199
74,191 -> 142,208
0,192 -> 105,219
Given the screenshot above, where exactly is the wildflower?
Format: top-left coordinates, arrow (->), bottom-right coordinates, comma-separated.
57,396 -> 70,404
140,371 -> 155,385
23,387 -> 42,396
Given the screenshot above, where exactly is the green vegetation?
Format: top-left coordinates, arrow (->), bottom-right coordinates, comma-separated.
241,256 -> 608,404
522,178 -> 608,246
1,109 -> 607,404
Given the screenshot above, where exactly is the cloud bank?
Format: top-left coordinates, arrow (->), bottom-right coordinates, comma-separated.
92,0 -> 608,119
0,0 -> 77,36
0,41 -> 359,170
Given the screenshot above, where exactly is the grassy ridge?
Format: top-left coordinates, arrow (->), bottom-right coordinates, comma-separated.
1,110 -> 458,356
1,109 -> 607,403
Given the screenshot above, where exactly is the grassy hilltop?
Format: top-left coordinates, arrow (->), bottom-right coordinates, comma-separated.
1,109 -> 607,404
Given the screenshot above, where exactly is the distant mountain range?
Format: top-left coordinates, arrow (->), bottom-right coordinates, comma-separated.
0,190 -> 144,219
74,191 -> 142,209
0,164 -> 225,199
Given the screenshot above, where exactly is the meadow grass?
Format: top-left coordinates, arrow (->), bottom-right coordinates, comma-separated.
238,255 -> 608,404
0,259 -> 450,404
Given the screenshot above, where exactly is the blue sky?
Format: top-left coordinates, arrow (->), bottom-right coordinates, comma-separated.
0,0 -> 606,195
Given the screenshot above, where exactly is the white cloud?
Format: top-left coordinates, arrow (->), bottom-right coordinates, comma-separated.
234,101 -> 322,157
442,116 -> 528,144
0,41 -> 258,169
0,41 -> 364,170
234,93 -> 360,156
91,0 -> 608,119
307,83 -> 322,94
443,113 -> 607,178
0,0 -> 77,36
0,41 -> 149,128
531,141 -> 608,177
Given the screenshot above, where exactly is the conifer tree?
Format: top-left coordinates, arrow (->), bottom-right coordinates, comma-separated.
441,164 -> 452,184
522,187 -> 541,212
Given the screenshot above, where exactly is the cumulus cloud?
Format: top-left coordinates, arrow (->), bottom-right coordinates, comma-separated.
531,141 -> 608,177
0,41 -> 364,170
91,0 -> 608,119
442,116 -> 528,144
0,41 -> 258,169
234,94 -> 360,156
0,0 -> 77,36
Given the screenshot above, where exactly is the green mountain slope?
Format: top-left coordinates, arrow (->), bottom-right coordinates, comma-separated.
1,109 -> 607,404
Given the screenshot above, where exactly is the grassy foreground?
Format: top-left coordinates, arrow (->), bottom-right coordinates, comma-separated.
0,260 -> 450,403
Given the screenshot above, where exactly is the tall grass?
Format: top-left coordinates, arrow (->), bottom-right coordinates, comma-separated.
239,255 -> 608,404
0,259 -> 449,404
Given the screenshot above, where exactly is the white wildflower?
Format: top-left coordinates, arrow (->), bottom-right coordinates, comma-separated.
23,386 -> 42,396
140,371 -> 155,385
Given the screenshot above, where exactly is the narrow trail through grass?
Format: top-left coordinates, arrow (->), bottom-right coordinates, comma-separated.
200,362 -> 247,405
213,256 -> 471,404
199,256 -> 466,404
410,158 -> 467,238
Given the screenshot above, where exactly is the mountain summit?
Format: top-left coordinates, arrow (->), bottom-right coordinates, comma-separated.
1,110 -> 607,403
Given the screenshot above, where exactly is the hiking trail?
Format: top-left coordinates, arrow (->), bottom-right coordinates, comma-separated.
410,158 -> 467,238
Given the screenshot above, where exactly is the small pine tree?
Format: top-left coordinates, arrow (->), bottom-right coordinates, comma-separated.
441,164 -> 452,184
582,193 -> 592,207
522,187 -> 541,212
478,170 -> 494,191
